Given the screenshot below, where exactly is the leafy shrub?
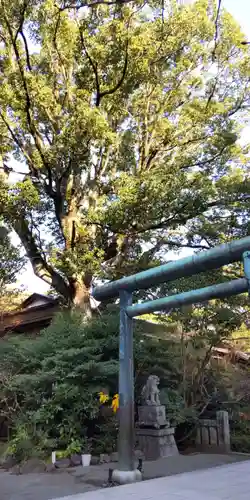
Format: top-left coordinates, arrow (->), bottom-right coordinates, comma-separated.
230,417 -> 250,453
5,425 -> 34,463
0,311 -> 183,457
1,309 -> 248,459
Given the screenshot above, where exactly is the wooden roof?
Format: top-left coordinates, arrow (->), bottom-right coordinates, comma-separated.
20,293 -> 56,309
0,293 -> 59,336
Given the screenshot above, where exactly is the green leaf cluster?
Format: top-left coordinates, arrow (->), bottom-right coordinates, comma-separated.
1,307 -> 250,458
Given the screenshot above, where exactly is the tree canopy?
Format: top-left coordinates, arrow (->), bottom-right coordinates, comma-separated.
0,0 -> 250,311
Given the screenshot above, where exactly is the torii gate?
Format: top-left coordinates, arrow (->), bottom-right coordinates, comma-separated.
92,236 -> 250,483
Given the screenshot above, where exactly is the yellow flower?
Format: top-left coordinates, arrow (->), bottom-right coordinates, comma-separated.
99,391 -> 110,404
111,393 -> 119,413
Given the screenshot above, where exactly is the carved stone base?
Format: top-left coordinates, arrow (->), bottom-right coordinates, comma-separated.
112,469 -> 142,484
136,427 -> 179,461
138,405 -> 168,429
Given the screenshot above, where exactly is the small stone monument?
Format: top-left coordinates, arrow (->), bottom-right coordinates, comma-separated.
136,375 -> 179,461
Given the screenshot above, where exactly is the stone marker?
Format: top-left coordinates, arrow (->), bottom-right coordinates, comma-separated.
99,453 -> 111,463
90,456 -> 100,465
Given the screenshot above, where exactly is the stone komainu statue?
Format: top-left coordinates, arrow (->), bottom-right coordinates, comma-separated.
141,375 -> 161,406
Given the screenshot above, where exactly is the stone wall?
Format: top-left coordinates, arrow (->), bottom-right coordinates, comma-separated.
196,411 -> 230,453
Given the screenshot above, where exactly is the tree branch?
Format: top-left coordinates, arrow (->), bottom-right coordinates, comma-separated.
13,215 -> 71,301
78,23 -> 129,106
3,11 -> 49,172
19,29 -> 32,72
137,238 -> 210,269
132,197 -> 249,235
157,239 -> 211,251
0,112 -> 33,167
211,0 -> 222,63
2,12 -> 69,240
59,0 -> 135,10
97,37 -> 129,106
52,8 -> 70,106
78,27 -> 100,105
180,145 -> 228,171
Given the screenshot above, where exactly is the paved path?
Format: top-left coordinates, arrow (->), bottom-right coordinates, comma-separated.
1,454 -> 249,500
0,471 -> 96,500
54,460 -> 250,500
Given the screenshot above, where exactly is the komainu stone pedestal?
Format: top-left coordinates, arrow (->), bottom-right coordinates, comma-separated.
137,375 -> 179,461
138,405 -> 168,429
136,426 -> 178,461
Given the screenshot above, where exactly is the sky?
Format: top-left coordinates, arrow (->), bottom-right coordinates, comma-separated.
14,0 -> 250,295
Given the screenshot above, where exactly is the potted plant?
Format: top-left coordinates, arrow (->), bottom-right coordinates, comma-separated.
63,439 -> 82,466
52,439 -> 85,466
81,438 -> 92,467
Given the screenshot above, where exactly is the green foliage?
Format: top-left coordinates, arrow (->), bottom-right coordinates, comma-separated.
5,425 -> 34,463
0,169 -> 25,297
0,311 -> 179,457
0,223 -> 24,296
231,419 -> 250,454
65,438 -> 83,456
0,311 -> 120,458
2,308 -> 250,459
0,288 -> 29,313
0,1 -> 249,309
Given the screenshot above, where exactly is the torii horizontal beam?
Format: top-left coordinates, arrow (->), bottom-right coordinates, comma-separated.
93,236 -> 250,301
126,277 -> 248,317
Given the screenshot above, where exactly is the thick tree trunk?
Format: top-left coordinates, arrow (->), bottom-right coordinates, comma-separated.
72,278 -> 92,319
11,214 -> 94,317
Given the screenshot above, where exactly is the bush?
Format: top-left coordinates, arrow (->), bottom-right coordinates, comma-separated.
1,309 -> 247,459
0,311 -> 185,458
4,425 -> 34,463
230,417 -> 250,453
0,312 -> 119,455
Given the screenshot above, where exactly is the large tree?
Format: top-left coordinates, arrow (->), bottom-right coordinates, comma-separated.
0,0 -> 250,313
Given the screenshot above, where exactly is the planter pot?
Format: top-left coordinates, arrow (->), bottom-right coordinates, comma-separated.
81,454 -> 91,467
70,454 -> 81,467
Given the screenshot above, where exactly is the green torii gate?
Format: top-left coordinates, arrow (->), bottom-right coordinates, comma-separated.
92,236 -> 250,483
